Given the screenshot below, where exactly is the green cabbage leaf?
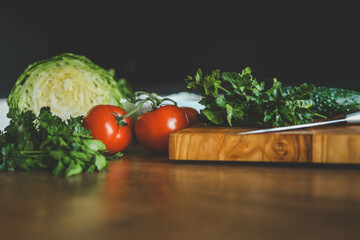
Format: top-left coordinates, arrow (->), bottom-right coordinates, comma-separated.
8,53 -> 126,119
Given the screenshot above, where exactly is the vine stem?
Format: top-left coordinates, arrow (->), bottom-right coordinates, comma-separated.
116,93 -> 178,124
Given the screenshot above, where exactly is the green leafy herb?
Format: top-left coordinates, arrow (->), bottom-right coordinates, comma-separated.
0,107 -> 108,177
185,67 -> 319,127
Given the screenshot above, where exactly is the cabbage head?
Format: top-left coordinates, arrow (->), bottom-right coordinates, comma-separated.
8,53 -> 126,119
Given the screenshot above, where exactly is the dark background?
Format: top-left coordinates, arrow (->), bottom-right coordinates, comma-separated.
1,1 -> 359,98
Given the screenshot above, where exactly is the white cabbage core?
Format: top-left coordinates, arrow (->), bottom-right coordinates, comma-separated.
27,65 -> 106,119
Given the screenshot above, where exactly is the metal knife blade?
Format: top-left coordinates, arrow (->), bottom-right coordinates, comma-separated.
237,111 -> 360,135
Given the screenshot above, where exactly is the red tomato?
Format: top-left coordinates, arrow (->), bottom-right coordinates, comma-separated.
181,107 -> 200,126
135,105 -> 189,153
83,105 -> 133,154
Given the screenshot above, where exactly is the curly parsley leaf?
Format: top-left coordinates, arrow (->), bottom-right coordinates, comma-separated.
185,67 -> 317,127
0,107 -> 108,177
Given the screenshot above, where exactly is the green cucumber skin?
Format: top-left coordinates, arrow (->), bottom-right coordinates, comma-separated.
310,87 -> 360,117
283,86 -> 360,118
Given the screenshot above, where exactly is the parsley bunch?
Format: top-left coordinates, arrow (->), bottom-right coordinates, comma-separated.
185,67 -> 318,127
0,107 -> 108,177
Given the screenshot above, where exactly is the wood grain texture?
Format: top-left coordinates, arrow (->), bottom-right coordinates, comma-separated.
1,143 -> 360,240
169,125 -> 360,163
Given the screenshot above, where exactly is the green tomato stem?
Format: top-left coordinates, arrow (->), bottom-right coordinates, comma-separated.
117,97 -> 155,124
115,92 -> 179,127
158,97 -> 177,106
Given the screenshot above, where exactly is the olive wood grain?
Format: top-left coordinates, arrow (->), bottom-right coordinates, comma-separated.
1,144 -> 360,240
169,125 -> 360,163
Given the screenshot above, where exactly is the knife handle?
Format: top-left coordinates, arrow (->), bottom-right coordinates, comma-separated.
345,111 -> 360,124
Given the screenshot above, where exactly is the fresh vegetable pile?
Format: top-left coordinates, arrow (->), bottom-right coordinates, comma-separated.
185,67 -> 320,127
1,53 -> 131,177
186,67 -> 360,127
2,52 -> 360,177
0,52 -> 196,176
0,107 -> 108,177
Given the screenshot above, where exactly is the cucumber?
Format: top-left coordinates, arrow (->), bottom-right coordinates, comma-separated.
283,86 -> 360,118
310,86 -> 360,118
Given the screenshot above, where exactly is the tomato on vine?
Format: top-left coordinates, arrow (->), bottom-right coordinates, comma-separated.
122,92 -> 189,153
181,107 -> 200,126
83,105 -> 133,154
135,105 -> 189,153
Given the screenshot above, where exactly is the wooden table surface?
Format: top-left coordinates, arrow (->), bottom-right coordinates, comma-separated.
1,143 -> 360,240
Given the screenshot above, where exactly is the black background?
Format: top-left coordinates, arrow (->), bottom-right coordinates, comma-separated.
1,1 -> 359,98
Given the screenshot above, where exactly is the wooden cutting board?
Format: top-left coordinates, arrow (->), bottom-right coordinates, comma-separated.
168,125 -> 360,164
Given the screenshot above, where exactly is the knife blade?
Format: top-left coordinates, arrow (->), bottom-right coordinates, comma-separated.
237,111 -> 360,135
